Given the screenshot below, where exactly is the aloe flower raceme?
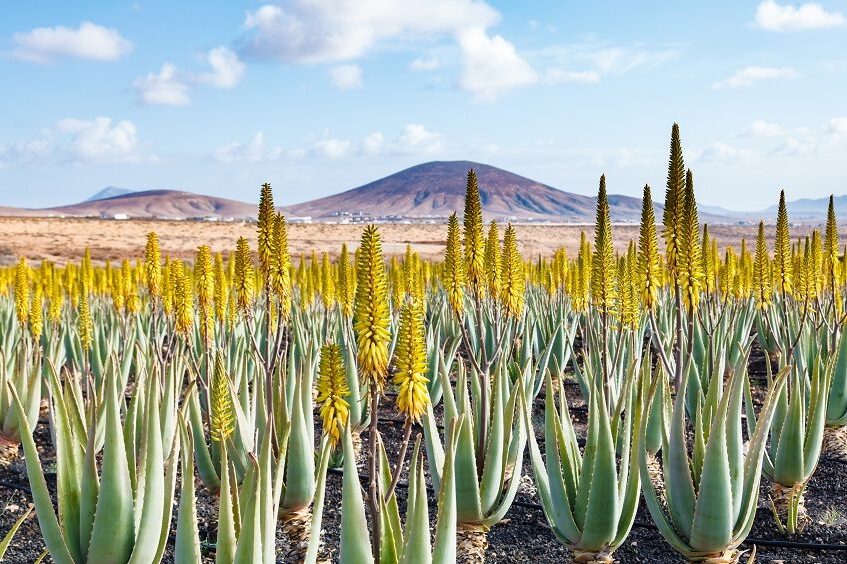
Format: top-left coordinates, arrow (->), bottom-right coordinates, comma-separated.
11,363 -> 181,564
747,337 -> 833,534
423,361 -> 527,564
0,344 -> 41,467
527,366 -> 643,563
640,349 -> 788,563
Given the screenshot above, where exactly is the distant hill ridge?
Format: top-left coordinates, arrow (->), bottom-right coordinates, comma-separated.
1,160 -> 844,222
284,160 -> 650,222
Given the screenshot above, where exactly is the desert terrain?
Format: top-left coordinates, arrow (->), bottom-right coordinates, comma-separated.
0,216 -> 841,265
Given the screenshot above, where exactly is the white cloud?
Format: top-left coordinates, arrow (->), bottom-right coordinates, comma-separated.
826,117 -> 847,136
742,119 -> 787,136
134,47 -> 245,106
770,136 -> 817,156
311,138 -> 352,158
544,69 -> 601,84
241,0 -> 499,63
540,43 -> 679,85
697,142 -> 755,163
215,132 -> 282,163
198,47 -> 245,88
55,117 -> 140,162
10,22 -> 131,63
393,124 -> 445,154
134,63 -> 191,106
328,64 -> 363,89
457,27 -> 537,100
409,56 -> 441,71
361,132 -> 385,155
304,124 -> 445,158
754,1 -> 847,31
713,66 -> 798,89
241,1 -> 535,98
0,117 -> 146,166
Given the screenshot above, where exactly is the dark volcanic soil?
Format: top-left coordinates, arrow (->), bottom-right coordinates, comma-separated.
1,359 -> 846,563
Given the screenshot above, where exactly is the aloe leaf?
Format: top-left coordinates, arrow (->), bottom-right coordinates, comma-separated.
86,370 -> 135,564
432,417 -> 460,564
689,372 -> 735,554
303,440 -> 331,564
9,385 -> 76,564
127,374 -> 166,564
579,380 -> 619,551
340,424 -> 374,563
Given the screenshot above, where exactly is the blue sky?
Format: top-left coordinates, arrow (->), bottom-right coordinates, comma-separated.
1,1 -> 846,210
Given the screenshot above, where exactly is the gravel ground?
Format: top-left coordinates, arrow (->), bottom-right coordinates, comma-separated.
1,352 -> 846,563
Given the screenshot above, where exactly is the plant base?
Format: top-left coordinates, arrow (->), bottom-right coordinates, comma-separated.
0,436 -> 19,468
572,548 -> 615,563
281,508 -> 323,563
770,481 -> 809,532
694,549 -> 740,563
646,453 -> 665,505
457,523 -> 488,564
821,425 -> 847,460
351,430 -> 363,465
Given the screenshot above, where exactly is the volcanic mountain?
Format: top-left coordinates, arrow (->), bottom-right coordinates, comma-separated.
286,161 -> 648,222
48,189 -> 258,219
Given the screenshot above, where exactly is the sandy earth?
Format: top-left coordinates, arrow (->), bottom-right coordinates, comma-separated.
0,217 -> 841,265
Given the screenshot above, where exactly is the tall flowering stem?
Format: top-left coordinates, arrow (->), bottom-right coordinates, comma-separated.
353,224 -> 391,561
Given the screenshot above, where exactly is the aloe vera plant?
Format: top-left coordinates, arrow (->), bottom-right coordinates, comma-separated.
640,351 -> 787,562
335,420 -> 460,564
748,339 -> 832,534
0,344 -> 41,466
527,365 -> 643,563
11,362 -> 180,564
423,360 -> 526,563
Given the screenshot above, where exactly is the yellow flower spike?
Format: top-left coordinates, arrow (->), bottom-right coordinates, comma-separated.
172,260 -> 194,336
214,252 -> 228,322
591,175 -> 617,316
463,169 -> 486,297
338,243 -> 354,317
500,224 -> 526,317
257,183 -> 276,278
210,350 -> 236,443
29,283 -> 43,342
811,229 -> 823,298
14,258 -> 29,329
78,289 -> 93,352
162,257 -> 174,316
702,225 -> 716,295
484,221 -> 501,300
753,222 -> 773,311
195,246 -> 215,345
48,277 -> 63,324
234,237 -> 255,317
316,343 -> 350,446
676,170 -> 703,312
393,299 -> 429,423
443,213 -> 466,316
321,252 -> 336,308
774,190 -> 793,296
662,123 -> 687,276
354,224 -> 391,391
145,232 -> 162,302
638,184 -> 661,309
825,196 -> 840,290
620,242 -> 640,328
113,268 -> 126,314
271,213 -> 293,316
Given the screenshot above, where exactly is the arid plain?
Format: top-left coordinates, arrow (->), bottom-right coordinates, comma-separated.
1,216 -> 843,265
